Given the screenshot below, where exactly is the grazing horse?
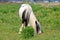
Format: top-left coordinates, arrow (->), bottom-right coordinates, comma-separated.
18,4 -> 43,34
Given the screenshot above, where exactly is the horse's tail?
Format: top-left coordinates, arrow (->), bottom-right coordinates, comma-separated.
22,9 -> 31,26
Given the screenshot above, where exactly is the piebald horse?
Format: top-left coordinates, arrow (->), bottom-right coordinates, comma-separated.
18,4 -> 43,34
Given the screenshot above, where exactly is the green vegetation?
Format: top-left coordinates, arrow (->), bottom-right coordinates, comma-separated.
21,27 -> 34,39
0,3 -> 60,40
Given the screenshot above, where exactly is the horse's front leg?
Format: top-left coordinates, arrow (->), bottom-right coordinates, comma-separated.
18,23 -> 25,34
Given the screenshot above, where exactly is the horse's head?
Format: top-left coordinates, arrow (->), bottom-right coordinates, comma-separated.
35,21 -> 43,34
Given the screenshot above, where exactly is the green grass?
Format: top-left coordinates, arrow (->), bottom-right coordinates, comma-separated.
21,27 -> 34,39
0,3 -> 60,40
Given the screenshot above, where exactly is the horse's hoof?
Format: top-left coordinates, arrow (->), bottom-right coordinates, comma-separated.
18,32 -> 21,35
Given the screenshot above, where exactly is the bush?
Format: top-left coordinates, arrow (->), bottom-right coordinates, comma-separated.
21,27 -> 34,39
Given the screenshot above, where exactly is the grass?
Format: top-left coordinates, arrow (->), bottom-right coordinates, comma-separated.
21,27 -> 34,39
0,3 -> 60,40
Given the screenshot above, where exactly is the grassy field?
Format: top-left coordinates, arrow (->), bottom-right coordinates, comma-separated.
0,3 -> 60,40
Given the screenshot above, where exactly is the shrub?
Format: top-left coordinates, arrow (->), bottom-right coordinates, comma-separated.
21,27 -> 34,39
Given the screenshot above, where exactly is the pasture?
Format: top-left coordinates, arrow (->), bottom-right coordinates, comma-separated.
0,3 -> 60,40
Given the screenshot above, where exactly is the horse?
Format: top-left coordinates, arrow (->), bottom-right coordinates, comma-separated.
18,4 -> 43,34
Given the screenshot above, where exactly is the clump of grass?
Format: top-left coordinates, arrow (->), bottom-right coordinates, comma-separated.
21,27 -> 34,39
